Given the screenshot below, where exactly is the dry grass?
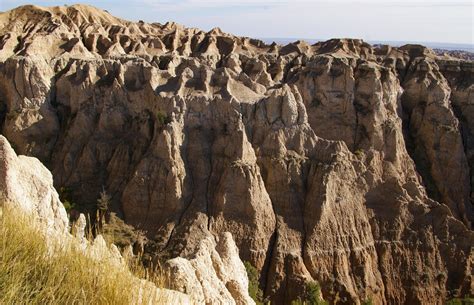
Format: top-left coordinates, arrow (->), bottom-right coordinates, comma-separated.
0,206 -> 171,305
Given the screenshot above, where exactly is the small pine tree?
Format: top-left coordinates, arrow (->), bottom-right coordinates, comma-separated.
306,281 -> 326,305
97,188 -> 111,230
156,111 -> 171,126
97,189 -> 110,212
58,186 -> 76,214
292,281 -> 328,305
244,261 -> 264,305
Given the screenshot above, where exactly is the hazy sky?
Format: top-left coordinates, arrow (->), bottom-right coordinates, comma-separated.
1,0 -> 472,44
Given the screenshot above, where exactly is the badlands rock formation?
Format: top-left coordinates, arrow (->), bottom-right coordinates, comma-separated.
0,135 -> 68,233
0,4 -> 473,304
0,134 -> 254,304
0,135 -> 192,304
165,232 -> 256,305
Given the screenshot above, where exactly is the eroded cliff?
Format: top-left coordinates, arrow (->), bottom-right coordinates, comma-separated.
0,5 -> 472,304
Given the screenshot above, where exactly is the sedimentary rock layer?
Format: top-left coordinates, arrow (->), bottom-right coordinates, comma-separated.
0,135 -> 192,304
0,5 -> 473,304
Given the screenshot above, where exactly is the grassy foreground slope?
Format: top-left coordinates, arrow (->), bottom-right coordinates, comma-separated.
0,206 -> 174,305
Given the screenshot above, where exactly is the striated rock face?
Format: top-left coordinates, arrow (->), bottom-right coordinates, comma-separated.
0,132 -> 254,305
0,134 -> 192,305
0,5 -> 473,304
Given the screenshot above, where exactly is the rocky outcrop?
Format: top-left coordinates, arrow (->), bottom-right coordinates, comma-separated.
0,133 -> 257,304
0,134 -> 192,304
0,5 -> 473,305
0,135 -> 68,233
165,232 -> 256,305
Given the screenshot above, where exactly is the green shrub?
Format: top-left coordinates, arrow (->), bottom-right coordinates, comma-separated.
306,281 -> 328,305
447,297 -> 474,305
156,111 -> 171,126
291,281 -> 328,305
354,149 -> 364,158
244,261 -> 264,305
62,200 -> 76,213
58,186 -> 76,213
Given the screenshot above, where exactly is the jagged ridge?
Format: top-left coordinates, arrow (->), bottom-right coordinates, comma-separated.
0,4 -> 473,305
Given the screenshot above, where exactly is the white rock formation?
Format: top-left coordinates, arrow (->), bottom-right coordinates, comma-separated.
0,135 -> 68,233
165,232 -> 256,305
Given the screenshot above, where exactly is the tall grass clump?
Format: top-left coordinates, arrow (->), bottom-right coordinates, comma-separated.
0,206 -> 165,305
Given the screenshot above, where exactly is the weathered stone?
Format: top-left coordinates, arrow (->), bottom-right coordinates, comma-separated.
0,135 -> 192,304
0,135 -> 68,233
165,232 -> 255,305
0,4 -> 473,305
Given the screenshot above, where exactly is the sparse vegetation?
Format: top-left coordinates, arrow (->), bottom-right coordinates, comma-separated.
102,212 -> 147,250
291,281 -> 328,305
0,205 -> 166,305
354,148 -> 364,158
96,188 -> 111,229
58,186 -> 76,214
447,297 -> 474,305
363,298 -> 374,305
156,111 -> 171,126
244,261 -> 264,305
62,199 -> 76,213
99,211 -> 152,281
306,281 -> 328,305
97,188 -> 111,212
6,111 -> 18,121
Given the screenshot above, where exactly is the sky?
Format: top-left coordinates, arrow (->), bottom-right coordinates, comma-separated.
0,0 -> 472,45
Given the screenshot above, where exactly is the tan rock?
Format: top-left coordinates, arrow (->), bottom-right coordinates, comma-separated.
0,4 -> 473,305
0,135 -> 192,304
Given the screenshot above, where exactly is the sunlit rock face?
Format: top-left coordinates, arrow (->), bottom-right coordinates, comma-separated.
0,134 -> 193,304
0,5 -> 473,304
